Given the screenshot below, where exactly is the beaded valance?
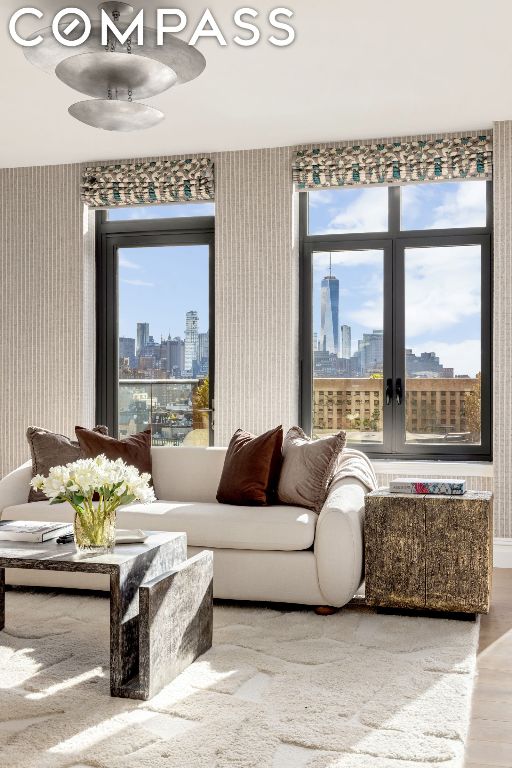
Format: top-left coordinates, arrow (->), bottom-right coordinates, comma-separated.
81,157 -> 215,207
293,135 -> 493,189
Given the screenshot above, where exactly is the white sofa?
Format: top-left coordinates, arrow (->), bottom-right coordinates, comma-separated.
0,446 -> 367,608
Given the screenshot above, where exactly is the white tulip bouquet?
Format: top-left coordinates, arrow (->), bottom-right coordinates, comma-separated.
31,454 -> 155,553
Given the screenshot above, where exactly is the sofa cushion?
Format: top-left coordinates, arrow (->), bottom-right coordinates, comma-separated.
278,426 -> 346,513
3,499 -> 317,552
76,427 -> 152,479
216,426 -> 283,506
26,425 -> 108,503
151,447 -> 227,502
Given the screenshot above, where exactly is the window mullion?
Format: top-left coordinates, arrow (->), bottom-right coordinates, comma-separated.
391,240 -> 406,453
388,186 -> 401,234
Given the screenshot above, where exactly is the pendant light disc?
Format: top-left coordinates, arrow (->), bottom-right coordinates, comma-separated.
57,52 -> 177,100
69,99 -> 164,131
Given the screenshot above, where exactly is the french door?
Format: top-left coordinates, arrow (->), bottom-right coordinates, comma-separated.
301,234 -> 491,460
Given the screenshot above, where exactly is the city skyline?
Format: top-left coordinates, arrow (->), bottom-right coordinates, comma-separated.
311,183 -> 484,378
119,311 -> 209,380
313,249 -> 481,377
118,244 -> 209,342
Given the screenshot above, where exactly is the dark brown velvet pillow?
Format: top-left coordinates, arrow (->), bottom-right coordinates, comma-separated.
75,427 -> 152,479
216,426 -> 283,506
27,425 -> 109,502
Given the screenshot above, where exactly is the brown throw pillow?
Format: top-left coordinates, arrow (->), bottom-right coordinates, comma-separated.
277,426 -> 346,513
27,425 -> 108,503
75,427 -> 152,479
216,426 -> 283,506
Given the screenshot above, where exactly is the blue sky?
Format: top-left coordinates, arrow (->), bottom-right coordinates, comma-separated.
114,183 -> 485,375
310,181 -> 485,376
114,202 -> 213,341
118,244 -> 209,341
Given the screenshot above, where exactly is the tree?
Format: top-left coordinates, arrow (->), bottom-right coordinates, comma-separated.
464,373 -> 481,439
192,377 -> 210,430
370,408 -> 381,431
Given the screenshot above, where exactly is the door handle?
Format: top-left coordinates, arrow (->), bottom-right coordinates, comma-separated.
396,378 -> 403,406
386,378 -> 393,406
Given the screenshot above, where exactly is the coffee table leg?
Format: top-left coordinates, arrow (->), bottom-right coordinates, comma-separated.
138,551 -> 213,700
0,568 -> 4,630
109,538 -> 188,698
109,561 -> 143,697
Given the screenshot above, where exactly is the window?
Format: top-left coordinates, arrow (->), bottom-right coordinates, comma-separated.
96,204 -> 215,446
107,202 -> 215,221
300,181 -> 492,460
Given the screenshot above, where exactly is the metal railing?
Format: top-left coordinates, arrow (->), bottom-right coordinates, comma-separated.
118,379 -> 210,446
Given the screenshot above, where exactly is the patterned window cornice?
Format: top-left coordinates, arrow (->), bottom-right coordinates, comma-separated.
81,157 -> 214,207
293,135 -> 493,189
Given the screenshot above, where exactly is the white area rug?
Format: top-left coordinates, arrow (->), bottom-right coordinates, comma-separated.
0,592 -> 479,768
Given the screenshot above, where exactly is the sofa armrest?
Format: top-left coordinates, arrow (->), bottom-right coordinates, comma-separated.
0,461 -> 32,515
314,476 -> 366,607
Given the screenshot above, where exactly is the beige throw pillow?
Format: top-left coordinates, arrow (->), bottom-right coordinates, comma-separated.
26,425 -> 108,502
277,426 -> 346,513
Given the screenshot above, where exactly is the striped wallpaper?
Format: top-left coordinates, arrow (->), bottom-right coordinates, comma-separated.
0,164 -> 95,479
214,147 -> 297,445
0,132 -> 505,533
492,122 -> 512,537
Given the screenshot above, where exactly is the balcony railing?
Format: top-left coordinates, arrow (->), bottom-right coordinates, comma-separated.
118,379 -> 210,447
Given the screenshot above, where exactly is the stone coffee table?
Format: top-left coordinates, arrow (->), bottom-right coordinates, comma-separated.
0,531 -> 213,700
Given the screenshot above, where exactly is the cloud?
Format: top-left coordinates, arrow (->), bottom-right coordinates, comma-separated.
109,202 -> 215,222
402,180 -> 487,230
309,187 -> 388,234
431,181 -> 487,229
121,279 -> 154,287
348,298 -> 383,330
412,339 -> 481,377
326,188 -> 388,234
119,255 -> 141,270
315,245 -> 481,362
405,245 -> 480,337
308,190 -> 337,208
313,249 -> 383,270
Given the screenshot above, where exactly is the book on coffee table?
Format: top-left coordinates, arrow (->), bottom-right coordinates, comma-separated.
389,478 -> 466,496
0,520 -> 73,542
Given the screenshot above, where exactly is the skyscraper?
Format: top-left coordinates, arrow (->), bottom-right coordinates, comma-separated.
166,336 -> 185,376
319,255 -> 339,355
184,311 -> 199,373
119,337 -> 135,367
358,330 -> 384,375
198,331 -> 209,363
340,325 -> 351,359
136,322 -> 149,357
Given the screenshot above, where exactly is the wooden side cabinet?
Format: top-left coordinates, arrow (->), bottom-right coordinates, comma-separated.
364,489 -> 493,614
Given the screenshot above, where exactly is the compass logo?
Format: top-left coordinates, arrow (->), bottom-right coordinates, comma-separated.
9,7 -> 296,48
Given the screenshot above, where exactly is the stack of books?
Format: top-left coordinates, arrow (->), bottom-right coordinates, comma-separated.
389,478 -> 466,496
0,521 -> 73,542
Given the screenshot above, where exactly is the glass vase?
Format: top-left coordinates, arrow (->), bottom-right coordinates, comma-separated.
73,505 -> 117,555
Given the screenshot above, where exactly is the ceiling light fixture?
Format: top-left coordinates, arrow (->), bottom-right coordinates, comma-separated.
24,2 -> 206,131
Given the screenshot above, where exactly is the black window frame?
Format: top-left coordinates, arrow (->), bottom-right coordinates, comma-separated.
95,208 -> 215,443
299,181 -> 493,461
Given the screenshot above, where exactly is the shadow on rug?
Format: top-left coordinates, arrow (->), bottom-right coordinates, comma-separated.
0,591 -> 479,768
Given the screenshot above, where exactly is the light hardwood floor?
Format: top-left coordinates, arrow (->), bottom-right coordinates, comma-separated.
464,568 -> 512,768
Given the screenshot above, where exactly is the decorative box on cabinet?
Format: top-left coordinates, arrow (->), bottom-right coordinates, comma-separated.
364,489 -> 493,614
